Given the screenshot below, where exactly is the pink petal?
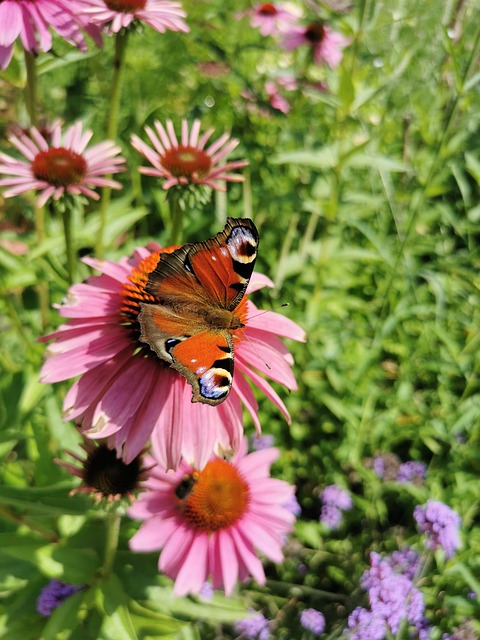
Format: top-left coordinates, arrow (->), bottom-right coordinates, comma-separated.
229,526 -> 266,586
173,532 -> 209,596
129,513 -> 179,551
218,530 -> 239,596
150,370 -> 184,471
0,1 -> 23,46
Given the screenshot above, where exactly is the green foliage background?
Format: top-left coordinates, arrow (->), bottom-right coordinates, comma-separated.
0,0 -> 479,638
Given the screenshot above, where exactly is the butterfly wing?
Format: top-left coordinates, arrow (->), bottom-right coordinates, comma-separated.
138,303 -> 234,405
187,217 -> 259,310
138,218 -> 258,405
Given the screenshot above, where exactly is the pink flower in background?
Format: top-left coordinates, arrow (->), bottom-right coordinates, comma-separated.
128,438 -> 296,596
283,22 -> 350,68
265,76 -> 298,114
81,0 -> 189,35
0,0 -> 101,70
131,119 -> 249,191
39,245 -> 305,470
0,121 -> 126,207
249,3 -> 298,37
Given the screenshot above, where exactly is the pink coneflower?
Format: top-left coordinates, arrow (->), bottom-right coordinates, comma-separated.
249,3 -> 298,37
39,244 -> 305,469
283,22 -> 350,68
128,438 -> 296,596
0,0 -> 102,71
0,121 -> 126,207
81,0 -> 189,35
131,119 -> 249,191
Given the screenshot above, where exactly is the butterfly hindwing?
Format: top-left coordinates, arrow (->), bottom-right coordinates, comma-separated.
169,331 -> 235,405
138,217 -> 259,405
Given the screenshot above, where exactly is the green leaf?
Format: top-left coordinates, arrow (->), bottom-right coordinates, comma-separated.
98,575 -> 138,640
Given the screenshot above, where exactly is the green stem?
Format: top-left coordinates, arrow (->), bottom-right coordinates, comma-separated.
169,191 -> 185,245
61,199 -> 77,285
102,511 -> 121,577
96,29 -> 129,257
265,579 -> 348,601
24,50 -> 37,127
34,204 -> 50,329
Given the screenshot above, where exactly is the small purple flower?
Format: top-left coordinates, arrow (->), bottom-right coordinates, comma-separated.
320,504 -> 344,528
359,553 -> 425,634
345,607 -> 386,640
36,580 -> 83,617
320,485 -> 352,529
199,582 -> 214,600
283,493 -> 301,516
397,461 -> 427,484
321,485 -> 353,511
250,434 -> 275,451
385,548 -> 420,580
370,453 -> 401,481
300,608 -> 326,635
372,456 -> 386,478
414,500 -> 461,558
235,612 -> 270,640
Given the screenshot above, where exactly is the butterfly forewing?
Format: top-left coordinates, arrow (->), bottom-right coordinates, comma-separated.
188,218 -> 258,310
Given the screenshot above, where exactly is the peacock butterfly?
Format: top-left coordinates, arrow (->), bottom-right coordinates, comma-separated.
138,217 -> 259,405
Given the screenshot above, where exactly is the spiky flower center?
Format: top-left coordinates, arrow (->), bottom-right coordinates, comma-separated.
177,460 -> 250,532
32,148 -> 87,187
161,146 -> 212,179
258,3 -> 278,15
104,0 -> 147,12
304,22 -> 325,44
83,444 -> 142,497
120,251 -> 162,323
119,247 -> 248,348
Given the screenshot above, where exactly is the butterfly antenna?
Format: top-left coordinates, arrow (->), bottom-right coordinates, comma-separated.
239,328 -> 272,370
247,303 -> 289,321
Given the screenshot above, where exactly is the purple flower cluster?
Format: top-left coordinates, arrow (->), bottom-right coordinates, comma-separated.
320,484 -> 353,529
36,579 -> 83,617
414,500 -> 461,558
300,608 -> 326,635
345,552 -> 428,639
397,461 -> 427,484
371,454 -> 427,484
235,612 -> 270,640
385,548 -> 420,580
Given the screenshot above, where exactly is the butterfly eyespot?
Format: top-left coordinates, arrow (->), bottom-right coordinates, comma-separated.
227,227 -> 258,265
199,368 -> 232,400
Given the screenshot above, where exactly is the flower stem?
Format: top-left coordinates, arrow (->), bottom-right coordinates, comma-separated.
102,511 -> 121,577
96,29 -> 129,257
168,191 -> 185,245
24,50 -> 37,127
60,198 -> 78,285
33,203 -> 50,329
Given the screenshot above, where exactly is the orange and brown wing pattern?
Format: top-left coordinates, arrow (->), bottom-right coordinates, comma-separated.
138,218 -> 258,405
187,217 -> 258,310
